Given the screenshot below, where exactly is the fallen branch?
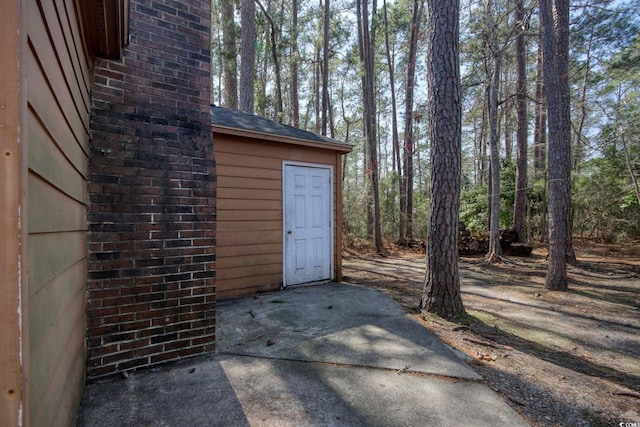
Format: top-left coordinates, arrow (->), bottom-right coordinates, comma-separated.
245,332 -> 264,342
612,390 -> 640,399
397,365 -> 411,375
508,396 -> 527,406
463,337 -> 513,350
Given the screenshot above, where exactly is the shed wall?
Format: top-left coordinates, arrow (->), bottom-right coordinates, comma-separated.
24,0 -> 92,424
215,134 -> 344,299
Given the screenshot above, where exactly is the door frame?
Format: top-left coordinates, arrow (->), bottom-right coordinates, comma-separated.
282,161 -> 334,288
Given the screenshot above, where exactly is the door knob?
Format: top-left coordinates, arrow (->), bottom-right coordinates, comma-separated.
287,230 -> 292,234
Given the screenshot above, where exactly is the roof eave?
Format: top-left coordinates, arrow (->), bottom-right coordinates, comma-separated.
212,124 -> 354,153
78,0 -> 130,60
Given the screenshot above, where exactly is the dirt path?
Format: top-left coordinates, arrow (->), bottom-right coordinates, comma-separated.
342,245 -> 640,427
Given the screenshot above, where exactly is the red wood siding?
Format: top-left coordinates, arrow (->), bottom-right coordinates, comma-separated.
215,134 -> 345,299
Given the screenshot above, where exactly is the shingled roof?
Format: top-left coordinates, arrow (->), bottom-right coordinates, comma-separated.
211,105 -> 352,152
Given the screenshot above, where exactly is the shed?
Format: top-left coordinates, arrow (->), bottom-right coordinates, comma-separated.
212,106 -> 353,299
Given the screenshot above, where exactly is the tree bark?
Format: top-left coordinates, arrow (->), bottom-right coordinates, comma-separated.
290,0 -> 300,127
239,0 -> 256,113
534,35 -> 547,174
357,0 -> 383,254
513,0 -> 528,243
419,0 -> 465,319
221,0 -> 238,109
573,35 -> 593,171
382,0 -> 403,241
401,0 -> 423,245
486,50 -> 502,262
256,0 -> 283,122
322,0 -> 331,135
621,132 -> 640,208
485,0 -> 502,263
382,0 -> 401,176
479,104 -> 488,186
315,17 -> 321,135
540,0 -> 575,291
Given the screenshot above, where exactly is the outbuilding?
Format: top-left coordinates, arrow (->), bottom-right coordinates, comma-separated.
212,106 -> 353,299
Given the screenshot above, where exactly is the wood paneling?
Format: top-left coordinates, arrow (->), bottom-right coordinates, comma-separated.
27,3 -> 89,147
217,187 -> 281,200
216,276 -> 283,299
28,262 -> 85,424
27,232 -> 86,299
217,165 -> 281,180
218,175 -> 281,190
28,108 -> 86,201
60,0 -> 92,102
217,253 -> 282,269
23,0 -> 92,423
28,175 -> 87,234
219,199 -> 282,211
217,264 -> 282,281
217,243 -> 282,258
215,134 -> 348,298
217,230 -> 282,246
219,220 -> 282,232
217,210 -> 281,221
26,50 -> 89,171
0,0 -> 23,422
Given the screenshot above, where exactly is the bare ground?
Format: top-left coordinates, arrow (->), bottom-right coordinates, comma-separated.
342,241 -> 640,427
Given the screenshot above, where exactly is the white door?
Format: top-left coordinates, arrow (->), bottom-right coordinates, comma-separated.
283,164 -> 333,286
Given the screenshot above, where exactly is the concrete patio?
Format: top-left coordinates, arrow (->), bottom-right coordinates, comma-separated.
76,283 -> 528,426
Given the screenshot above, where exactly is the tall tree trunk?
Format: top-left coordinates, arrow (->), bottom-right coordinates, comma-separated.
256,45 -> 268,117
533,36 -> 547,243
382,0 -> 402,175
257,0 -> 283,122
240,0 -> 256,113
540,0 -> 575,292
382,0 -> 403,240
221,0 -> 238,109
573,35 -> 593,171
486,51 -> 503,262
614,85 -> 640,211
503,89 -> 513,159
486,0 -> 502,262
401,0 -> 423,244
513,0 -> 528,242
419,0 -> 465,319
534,37 -> 546,174
290,0 -> 300,127
315,39 -> 321,134
479,105 -> 488,186
357,0 -> 383,254
621,132 -> 640,208
322,0 -> 331,135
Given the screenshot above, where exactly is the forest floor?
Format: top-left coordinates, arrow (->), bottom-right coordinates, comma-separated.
342,240 -> 640,427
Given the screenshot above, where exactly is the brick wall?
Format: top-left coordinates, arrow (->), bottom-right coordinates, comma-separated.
87,0 -> 215,378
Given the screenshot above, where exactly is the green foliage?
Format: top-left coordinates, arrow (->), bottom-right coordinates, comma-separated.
460,185 -> 488,233
573,153 -> 640,242
460,157 -> 516,233
342,181 -> 370,242
413,188 -> 430,239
